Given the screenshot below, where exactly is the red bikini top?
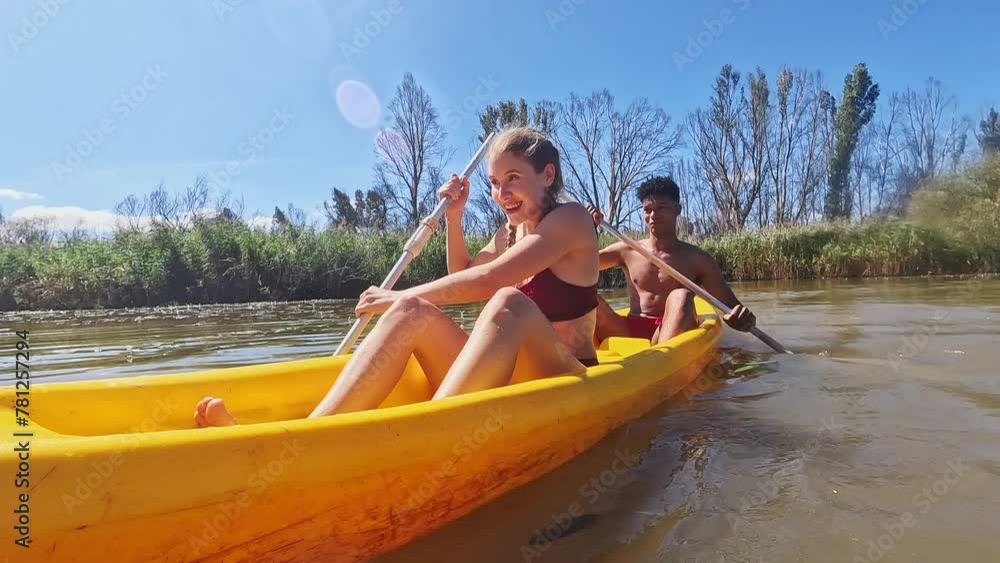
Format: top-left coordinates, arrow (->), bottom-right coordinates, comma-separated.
516,268 -> 598,322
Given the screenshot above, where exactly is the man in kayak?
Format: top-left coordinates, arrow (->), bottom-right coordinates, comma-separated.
195,126 -> 601,427
587,176 -> 756,345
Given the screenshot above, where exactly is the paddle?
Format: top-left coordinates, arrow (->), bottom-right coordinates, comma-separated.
563,194 -> 794,355
334,133 -> 497,355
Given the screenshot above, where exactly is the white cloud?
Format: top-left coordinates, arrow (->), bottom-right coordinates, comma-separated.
9,205 -> 280,234
11,205 -> 123,233
248,215 -> 273,229
0,188 -> 43,201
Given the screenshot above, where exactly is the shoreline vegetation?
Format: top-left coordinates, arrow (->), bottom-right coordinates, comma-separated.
1,218 -> 994,312
2,154 -> 996,311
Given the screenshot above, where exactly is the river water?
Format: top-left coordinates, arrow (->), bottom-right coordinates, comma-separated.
2,277 -> 998,562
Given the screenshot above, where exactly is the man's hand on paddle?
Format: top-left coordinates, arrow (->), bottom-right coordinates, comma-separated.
586,204 -> 604,227
723,304 -> 756,332
356,286 -> 400,316
438,174 -> 470,220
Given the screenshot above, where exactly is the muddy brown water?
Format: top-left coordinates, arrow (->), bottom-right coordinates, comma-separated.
2,277 -> 998,562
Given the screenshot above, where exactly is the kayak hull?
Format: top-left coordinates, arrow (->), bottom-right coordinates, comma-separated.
1,300 -> 719,562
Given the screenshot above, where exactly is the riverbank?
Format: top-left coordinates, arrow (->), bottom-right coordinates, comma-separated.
1,218 -> 996,311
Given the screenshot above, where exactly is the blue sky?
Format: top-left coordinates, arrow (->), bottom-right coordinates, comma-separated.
1,0 -> 998,231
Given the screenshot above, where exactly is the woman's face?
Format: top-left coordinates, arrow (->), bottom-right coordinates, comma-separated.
488,151 -> 554,226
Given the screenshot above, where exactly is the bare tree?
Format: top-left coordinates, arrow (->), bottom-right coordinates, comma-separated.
113,194 -> 147,233
146,182 -> 179,229
866,95 -> 904,215
374,73 -> 451,226
792,85 -> 833,224
141,176 -> 211,231
688,65 -> 769,231
851,122 -> 874,219
422,164 -> 448,218
671,157 -> 723,237
898,78 -> 970,180
181,176 -> 211,226
214,189 -> 245,222
746,69 -> 770,228
556,90 -> 681,227
0,217 -> 54,245
764,68 -> 827,225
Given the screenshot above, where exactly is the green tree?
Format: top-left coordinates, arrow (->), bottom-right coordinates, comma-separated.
323,188 -> 360,230
478,98 -> 557,138
364,189 -> 388,230
980,107 -> 1000,155
825,62 -> 880,220
272,206 -> 288,228
322,187 -> 388,231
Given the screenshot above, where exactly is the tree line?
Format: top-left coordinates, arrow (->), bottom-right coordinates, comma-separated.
320,64 -> 999,240
2,63 -> 998,245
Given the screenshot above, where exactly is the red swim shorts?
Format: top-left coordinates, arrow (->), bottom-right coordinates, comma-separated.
623,314 -> 663,340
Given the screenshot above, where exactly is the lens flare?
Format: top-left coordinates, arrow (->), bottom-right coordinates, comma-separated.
336,80 -> 382,129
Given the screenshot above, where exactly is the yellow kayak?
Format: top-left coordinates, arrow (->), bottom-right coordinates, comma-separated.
0,300 -> 720,562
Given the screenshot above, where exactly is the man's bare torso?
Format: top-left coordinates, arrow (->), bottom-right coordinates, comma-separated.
620,239 -> 705,317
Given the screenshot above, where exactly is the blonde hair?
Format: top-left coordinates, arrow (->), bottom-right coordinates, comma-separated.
487,126 -> 564,250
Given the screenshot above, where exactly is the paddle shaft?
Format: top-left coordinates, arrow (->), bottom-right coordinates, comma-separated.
563,195 -> 793,354
334,133 -> 496,355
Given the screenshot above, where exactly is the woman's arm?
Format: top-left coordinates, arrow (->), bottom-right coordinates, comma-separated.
401,203 -> 595,305
445,213 -> 473,273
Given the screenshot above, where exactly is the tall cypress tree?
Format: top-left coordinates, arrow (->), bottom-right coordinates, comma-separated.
825,63 -> 880,220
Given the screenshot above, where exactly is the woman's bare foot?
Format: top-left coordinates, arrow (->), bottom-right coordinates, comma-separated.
194,396 -> 239,428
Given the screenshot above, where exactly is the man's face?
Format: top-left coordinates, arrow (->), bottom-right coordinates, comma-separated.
642,195 -> 681,237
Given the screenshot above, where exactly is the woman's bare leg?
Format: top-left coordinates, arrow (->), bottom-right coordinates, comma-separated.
310,295 -> 468,416
654,288 -> 698,344
194,296 -> 467,427
433,288 -> 586,399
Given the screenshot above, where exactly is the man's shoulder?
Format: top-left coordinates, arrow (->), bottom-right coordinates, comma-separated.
676,239 -> 710,256
675,240 -> 718,264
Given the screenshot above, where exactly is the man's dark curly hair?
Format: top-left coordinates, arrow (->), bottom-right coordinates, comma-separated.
636,176 -> 681,204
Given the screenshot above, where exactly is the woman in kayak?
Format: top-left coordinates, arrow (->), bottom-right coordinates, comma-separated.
195,126 -> 600,426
